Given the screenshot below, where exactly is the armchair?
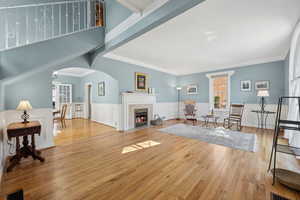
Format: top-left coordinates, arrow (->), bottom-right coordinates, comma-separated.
184,100 -> 197,125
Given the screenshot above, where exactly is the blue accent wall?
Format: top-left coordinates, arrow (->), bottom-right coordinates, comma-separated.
178,61 -> 285,104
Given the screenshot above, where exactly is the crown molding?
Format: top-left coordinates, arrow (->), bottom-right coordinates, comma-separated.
103,52 -> 179,75
56,70 -> 95,77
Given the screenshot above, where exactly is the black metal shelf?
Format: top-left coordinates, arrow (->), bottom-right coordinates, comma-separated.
279,120 -> 300,126
268,96 -> 300,187
280,125 -> 300,131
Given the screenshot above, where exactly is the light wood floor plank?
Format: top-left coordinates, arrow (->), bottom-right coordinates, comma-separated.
1,119 -> 300,200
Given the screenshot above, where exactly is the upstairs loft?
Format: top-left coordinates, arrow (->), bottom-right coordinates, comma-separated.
0,0 -> 105,52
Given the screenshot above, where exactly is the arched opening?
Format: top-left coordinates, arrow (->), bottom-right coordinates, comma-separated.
51,67 -> 119,145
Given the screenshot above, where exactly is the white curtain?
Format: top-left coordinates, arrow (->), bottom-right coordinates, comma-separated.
284,21 -> 300,148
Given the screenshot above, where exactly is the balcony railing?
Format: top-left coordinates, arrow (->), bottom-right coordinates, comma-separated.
0,0 -> 105,52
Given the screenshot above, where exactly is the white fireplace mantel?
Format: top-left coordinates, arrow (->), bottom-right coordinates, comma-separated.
120,93 -> 156,131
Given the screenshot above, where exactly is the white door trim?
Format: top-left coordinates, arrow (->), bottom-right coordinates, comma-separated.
206,70 -> 235,111
84,82 -> 92,119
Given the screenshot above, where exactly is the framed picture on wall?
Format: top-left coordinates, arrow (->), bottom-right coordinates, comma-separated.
187,85 -> 198,94
135,72 -> 148,92
240,80 -> 251,92
255,81 -> 269,90
98,81 -> 105,96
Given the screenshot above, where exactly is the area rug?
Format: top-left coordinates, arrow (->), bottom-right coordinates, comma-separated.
159,124 -> 257,152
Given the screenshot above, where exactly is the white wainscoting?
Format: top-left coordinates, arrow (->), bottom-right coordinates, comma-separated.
154,102 -> 180,120
178,102 -> 286,129
90,103 -> 119,128
90,102 -> 179,130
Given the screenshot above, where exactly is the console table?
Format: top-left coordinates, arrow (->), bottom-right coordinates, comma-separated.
7,121 -> 45,172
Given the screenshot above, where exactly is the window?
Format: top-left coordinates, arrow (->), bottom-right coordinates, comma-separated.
206,71 -> 234,110
213,75 -> 228,109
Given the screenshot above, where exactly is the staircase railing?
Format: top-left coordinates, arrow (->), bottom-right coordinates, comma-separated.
0,0 -> 105,52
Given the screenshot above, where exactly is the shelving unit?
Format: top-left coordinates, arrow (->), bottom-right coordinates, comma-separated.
268,96 -> 300,189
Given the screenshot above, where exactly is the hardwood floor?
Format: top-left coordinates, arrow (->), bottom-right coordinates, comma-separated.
1,119 -> 300,200
53,119 -> 116,146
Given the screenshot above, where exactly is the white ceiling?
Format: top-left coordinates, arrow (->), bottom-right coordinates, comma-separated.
55,67 -> 95,77
106,0 -> 300,75
117,0 -> 155,12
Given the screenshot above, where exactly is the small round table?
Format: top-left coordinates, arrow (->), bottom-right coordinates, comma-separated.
202,114 -> 219,128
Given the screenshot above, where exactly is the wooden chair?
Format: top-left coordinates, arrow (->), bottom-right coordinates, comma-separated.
184,100 -> 197,125
54,104 -> 68,128
223,104 -> 244,131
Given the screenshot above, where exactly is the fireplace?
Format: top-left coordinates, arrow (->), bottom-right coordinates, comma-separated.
134,108 -> 148,128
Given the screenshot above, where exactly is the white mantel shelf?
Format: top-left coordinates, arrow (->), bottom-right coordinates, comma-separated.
121,92 -> 156,96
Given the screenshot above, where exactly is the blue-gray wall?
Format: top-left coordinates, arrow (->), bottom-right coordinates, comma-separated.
53,71 -> 119,104
284,53 -> 290,96
92,57 -> 178,103
2,54 -> 178,109
177,61 -> 285,104
53,75 -> 83,102
81,71 -> 119,104
105,0 -> 132,33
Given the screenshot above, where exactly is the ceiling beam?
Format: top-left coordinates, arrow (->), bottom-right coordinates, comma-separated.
117,0 -> 142,13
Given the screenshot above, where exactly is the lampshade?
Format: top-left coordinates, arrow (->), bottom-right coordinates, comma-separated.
176,86 -> 182,90
16,100 -> 32,111
257,90 -> 269,97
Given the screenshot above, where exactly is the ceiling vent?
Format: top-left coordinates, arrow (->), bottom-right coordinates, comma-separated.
117,0 -> 155,13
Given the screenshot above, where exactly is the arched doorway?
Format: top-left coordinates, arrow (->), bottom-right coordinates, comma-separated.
51,67 -> 119,145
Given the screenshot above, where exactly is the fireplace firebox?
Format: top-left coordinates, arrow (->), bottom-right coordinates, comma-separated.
134,108 -> 148,128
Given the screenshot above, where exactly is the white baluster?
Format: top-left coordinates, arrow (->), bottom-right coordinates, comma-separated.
35,7 -> 38,42
66,3 -> 68,33
72,2 -> 75,32
5,10 -> 8,49
44,6 -> 46,40
59,4 -> 61,35
16,9 -> 19,47
78,1 -> 81,30
52,4 -> 54,38
26,7 -> 29,44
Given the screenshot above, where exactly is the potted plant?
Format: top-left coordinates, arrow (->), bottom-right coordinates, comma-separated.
214,96 -> 220,108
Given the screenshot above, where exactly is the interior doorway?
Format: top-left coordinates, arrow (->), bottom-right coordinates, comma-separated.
85,83 -> 92,120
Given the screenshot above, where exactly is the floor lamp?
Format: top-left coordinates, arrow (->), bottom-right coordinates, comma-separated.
176,87 -> 182,120
257,90 -> 269,112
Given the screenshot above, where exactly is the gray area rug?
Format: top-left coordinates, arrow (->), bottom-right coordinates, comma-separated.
159,124 -> 257,152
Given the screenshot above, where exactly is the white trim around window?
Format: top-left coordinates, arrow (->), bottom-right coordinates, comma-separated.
206,70 -> 235,111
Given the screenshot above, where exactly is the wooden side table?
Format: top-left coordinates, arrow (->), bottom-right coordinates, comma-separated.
7,121 -> 45,172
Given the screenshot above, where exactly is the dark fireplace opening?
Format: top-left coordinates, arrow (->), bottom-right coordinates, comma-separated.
134,108 -> 148,128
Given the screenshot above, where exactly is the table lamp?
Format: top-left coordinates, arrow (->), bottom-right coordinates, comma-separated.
257,90 -> 269,112
16,100 -> 32,123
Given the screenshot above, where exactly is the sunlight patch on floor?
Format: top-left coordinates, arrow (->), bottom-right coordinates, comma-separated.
122,140 -> 161,154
